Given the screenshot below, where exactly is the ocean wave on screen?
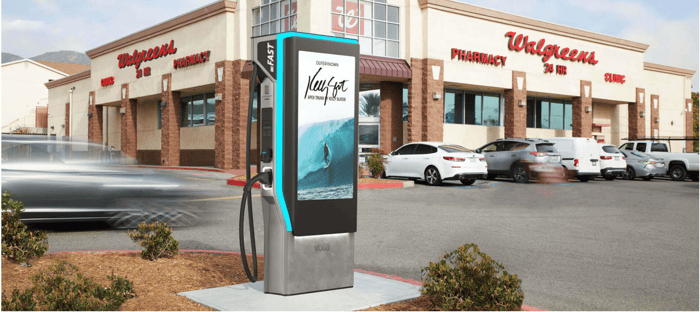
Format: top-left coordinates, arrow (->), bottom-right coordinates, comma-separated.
297,117 -> 354,200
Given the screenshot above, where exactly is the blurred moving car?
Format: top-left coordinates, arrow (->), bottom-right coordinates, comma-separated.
1,134 -> 206,228
475,138 -> 563,183
598,144 -> 627,180
542,137 -> 600,182
618,149 -> 666,181
382,142 -> 487,186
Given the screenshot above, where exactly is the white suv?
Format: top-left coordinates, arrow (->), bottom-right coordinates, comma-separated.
598,144 -> 627,180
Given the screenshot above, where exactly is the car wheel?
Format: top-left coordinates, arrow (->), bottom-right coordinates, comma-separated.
460,179 -> 476,186
424,166 -> 442,186
577,176 -> 591,182
669,165 -> 687,181
623,166 -> 636,180
510,163 -> 529,183
603,175 -> 616,181
642,176 -> 653,181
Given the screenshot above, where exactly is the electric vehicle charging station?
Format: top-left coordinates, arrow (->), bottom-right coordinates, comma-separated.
240,32 -> 360,296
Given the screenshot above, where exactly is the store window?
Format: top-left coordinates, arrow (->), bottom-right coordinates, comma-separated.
402,87 -> 408,121
331,0 -> 400,58
526,97 -> 572,130
252,0 -> 297,37
444,89 -> 501,126
181,93 -> 215,127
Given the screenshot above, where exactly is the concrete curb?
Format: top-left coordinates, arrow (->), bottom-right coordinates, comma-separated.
43,250 -> 543,311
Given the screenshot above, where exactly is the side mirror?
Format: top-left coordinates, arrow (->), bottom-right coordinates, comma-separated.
390,151 -> 396,156
475,148 -> 481,153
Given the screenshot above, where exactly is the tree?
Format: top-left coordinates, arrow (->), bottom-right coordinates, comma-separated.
693,92 -> 698,152
360,91 -> 380,117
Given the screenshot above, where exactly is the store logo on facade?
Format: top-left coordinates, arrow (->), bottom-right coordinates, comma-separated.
117,39 -> 178,70
101,76 -> 115,87
505,32 -> 599,65
604,73 -> 625,84
174,51 -> 210,69
451,48 -> 507,66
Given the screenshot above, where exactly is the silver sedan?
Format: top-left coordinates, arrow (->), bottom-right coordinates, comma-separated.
619,150 -> 666,181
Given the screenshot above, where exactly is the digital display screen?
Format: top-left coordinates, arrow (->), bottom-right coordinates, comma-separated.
296,51 -> 356,201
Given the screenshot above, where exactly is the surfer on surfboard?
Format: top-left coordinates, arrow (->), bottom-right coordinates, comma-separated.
324,143 -> 330,167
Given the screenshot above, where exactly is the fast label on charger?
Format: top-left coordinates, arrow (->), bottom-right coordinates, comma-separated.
296,50 -> 356,201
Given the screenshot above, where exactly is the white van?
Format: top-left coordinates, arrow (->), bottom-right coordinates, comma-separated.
541,137 -> 601,182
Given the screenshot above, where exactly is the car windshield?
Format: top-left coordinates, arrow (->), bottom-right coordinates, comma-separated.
602,146 -> 621,154
439,144 -> 472,153
536,144 -> 556,153
1,136 -> 133,165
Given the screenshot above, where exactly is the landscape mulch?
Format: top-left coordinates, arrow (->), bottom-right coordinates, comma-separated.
1,253 -> 429,311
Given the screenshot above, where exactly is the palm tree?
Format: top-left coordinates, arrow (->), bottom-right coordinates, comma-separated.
360,92 -> 380,117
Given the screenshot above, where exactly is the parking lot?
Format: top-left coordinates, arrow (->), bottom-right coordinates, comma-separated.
43,169 -> 698,311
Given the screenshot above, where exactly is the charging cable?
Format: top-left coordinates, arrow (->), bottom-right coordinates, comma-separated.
239,62 -> 270,283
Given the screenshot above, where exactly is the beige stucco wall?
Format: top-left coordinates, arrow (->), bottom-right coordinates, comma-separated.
90,13 -> 232,105
180,125 -> 215,149
592,102 -> 615,144
3,61 -> 66,128
136,99 -> 161,150
443,123 -> 504,150
642,69 -> 689,152
46,77 -> 91,142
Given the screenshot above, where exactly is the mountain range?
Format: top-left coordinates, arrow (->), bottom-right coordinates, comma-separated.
2,51 -> 90,65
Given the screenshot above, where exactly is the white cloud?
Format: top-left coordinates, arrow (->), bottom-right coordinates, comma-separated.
2,19 -> 46,31
32,0 -> 60,13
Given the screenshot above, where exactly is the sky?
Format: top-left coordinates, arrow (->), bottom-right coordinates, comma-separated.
1,0 -> 698,91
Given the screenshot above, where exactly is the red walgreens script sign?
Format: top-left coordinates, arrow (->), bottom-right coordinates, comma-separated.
331,0 -> 365,35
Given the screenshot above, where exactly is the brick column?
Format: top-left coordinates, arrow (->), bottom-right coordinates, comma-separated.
120,84 -> 138,158
628,88 -> 645,140
686,98 -> 694,152
504,71 -> 527,138
161,74 -> 181,166
421,59 -> 444,142
65,103 -> 70,137
87,91 -> 103,143
650,95 -> 659,138
215,60 -> 249,169
379,81 -> 404,154
407,58 -> 423,143
572,80 -> 593,138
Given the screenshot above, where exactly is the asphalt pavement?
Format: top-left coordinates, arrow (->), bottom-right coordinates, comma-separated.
42,169 -> 699,311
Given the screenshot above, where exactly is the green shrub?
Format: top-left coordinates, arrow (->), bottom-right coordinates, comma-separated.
421,243 -> 524,311
1,260 -> 135,311
128,221 -> 179,261
365,150 -> 386,179
2,289 -> 36,311
1,191 -> 49,265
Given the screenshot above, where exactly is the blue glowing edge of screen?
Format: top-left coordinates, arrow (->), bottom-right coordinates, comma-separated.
275,32 -> 358,232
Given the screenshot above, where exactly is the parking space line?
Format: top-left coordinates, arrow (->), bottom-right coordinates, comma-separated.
187,195 -> 261,201
490,182 -> 503,186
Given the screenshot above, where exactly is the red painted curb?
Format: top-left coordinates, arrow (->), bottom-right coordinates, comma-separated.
358,182 -> 404,189
227,178 -> 260,188
43,250 -> 542,311
227,178 -> 406,189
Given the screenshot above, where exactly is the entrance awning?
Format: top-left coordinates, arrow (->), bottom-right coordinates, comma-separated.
242,55 -> 411,81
